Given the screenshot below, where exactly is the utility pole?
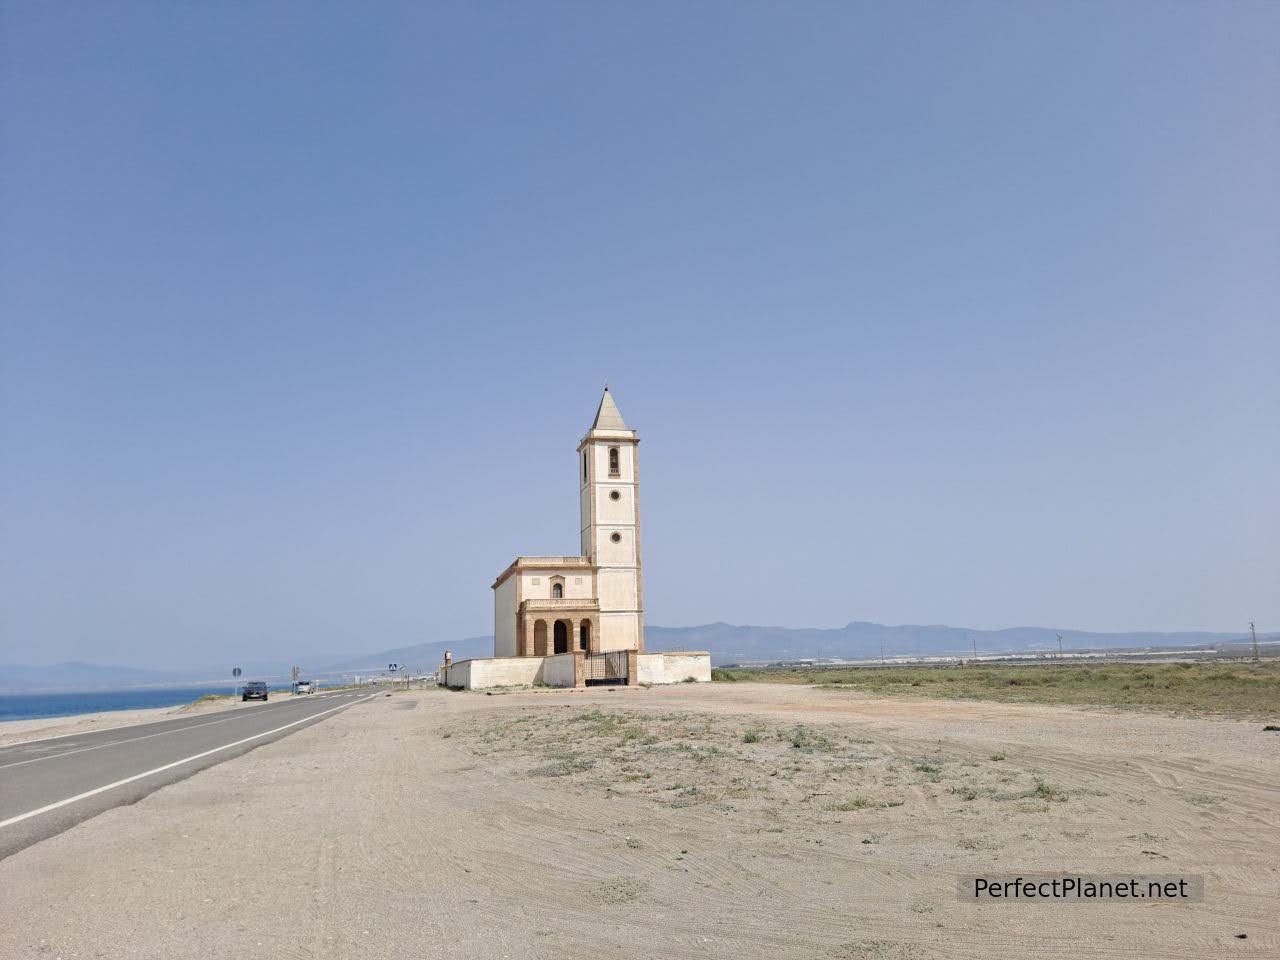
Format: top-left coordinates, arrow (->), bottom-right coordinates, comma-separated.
1250,621 -> 1259,661
1056,635 -> 1064,659
880,640 -> 885,667
972,634 -> 977,661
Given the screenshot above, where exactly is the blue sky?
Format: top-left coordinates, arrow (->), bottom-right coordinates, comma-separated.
2,2 -> 1277,669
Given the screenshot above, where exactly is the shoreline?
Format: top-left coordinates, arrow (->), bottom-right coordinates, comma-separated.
0,694 -> 251,747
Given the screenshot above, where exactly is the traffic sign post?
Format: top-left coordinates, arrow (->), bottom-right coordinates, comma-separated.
232,666 -> 242,697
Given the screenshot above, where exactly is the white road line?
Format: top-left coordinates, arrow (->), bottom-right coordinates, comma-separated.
0,693 -> 379,830
0,714 -> 246,771
0,693 -> 356,768
0,691 -> 350,749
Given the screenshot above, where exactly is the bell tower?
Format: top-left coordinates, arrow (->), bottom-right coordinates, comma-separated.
578,387 -> 644,652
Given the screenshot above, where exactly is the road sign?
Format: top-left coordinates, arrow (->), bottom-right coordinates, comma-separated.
232,667 -> 242,677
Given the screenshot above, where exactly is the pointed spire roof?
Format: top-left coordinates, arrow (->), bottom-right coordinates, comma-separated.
591,386 -> 628,431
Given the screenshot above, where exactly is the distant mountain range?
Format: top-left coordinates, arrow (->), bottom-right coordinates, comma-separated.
646,621 -> 1273,664
1,623 -> 1272,692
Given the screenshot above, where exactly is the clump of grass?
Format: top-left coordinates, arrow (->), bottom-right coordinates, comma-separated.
710,668 -> 737,681
714,660 -> 1280,720
1185,793 -> 1223,807
989,752 -> 1006,761
530,754 -> 594,777
784,725 -> 833,751
824,796 -> 871,811
578,710 -> 628,736
675,743 -> 721,763
741,728 -> 763,743
1031,780 -> 1068,803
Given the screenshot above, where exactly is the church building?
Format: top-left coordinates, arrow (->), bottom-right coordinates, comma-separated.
440,388 -> 710,689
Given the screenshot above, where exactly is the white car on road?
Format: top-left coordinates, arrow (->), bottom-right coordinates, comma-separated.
295,681 -> 314,694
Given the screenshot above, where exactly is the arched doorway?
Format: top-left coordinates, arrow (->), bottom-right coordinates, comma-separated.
579,620 -> 591,653
553,620 -> 569,655
533,620 -> 548,656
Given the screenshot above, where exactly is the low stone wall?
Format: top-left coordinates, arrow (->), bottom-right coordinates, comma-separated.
444,656 -> 542,689
443,654 -> 579,690
442,650 -> 709,689
636,651 -> 712,684
541,652 -> 578,688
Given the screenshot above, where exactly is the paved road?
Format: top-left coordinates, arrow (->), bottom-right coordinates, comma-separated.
0,689 -> 378,859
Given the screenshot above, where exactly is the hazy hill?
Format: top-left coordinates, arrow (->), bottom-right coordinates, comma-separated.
3,623 -> 1271,692
645,621 -> 1262,664
318,636 -> 493,673
332,622 -> 1266,670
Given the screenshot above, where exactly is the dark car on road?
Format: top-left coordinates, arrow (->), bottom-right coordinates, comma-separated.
242,681 -> 269,702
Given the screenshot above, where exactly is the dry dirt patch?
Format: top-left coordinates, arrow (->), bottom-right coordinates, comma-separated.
428,684 -> 1278,958
449,706 -> 1080,825
2,684 -> 1276,960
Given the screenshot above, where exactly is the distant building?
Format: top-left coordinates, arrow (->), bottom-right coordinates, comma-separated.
441,388 -> 709,689
491,386 -> 643,660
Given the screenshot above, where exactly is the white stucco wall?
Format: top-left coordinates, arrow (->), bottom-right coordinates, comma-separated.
596,568 -> 638,610
518,569 -> 593,600
597,611 -> 641,652
444,655 -> 579,689
594,485 -> 635,524
442,658 -> 471,688
636,652 -> 711,684
541,652 -> 577,687
445,656 -> 542,689
588,441 -> 634,483
493,576 -> 517,657
594,530 -> 636,567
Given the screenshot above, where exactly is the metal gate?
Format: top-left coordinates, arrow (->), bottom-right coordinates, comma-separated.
585,651 -> 628,686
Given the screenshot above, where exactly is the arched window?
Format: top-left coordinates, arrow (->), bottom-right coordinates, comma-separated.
552,582 -> 563,599
582,452 -> 588,483
608,447 -> 620,477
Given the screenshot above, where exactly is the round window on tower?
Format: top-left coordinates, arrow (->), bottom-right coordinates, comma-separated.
609,490 -> 621,501
610,532 -> 622,543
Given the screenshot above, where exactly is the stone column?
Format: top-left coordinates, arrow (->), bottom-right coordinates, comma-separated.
626,649 -> 639,687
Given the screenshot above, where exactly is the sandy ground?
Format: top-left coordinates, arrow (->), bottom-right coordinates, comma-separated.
0,692 -> 334,747
0,682 -> 1275,959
